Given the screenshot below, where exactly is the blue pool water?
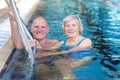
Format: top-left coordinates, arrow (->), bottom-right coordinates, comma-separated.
1,0 -> 120,80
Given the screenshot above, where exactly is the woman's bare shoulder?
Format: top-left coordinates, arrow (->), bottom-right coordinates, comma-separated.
84,38 -> 92,43
80,38 -> 92,47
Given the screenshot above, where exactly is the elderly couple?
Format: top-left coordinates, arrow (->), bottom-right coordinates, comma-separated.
8,8 -> 95,79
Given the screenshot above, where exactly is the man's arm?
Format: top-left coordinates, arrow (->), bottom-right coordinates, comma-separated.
36,39 -> 93,58
8,8 -> 24,49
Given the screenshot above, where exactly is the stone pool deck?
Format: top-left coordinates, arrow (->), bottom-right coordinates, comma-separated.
0,0 -> 40,72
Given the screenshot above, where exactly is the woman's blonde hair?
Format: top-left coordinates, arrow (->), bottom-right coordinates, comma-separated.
62,15 -> 83,34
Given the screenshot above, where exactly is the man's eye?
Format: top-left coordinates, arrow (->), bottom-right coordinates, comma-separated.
34,26 -> 39,28
41,26 -> 46,28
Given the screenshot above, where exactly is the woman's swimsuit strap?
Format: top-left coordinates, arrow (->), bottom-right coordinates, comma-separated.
76,37 -> 86,46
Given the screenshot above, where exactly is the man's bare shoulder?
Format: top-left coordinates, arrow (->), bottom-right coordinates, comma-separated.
47,39 -> 59,45
49,39 -> 59,42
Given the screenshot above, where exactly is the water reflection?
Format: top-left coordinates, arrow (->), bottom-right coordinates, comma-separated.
2,0 -> 120,79
29,0 -> 120,79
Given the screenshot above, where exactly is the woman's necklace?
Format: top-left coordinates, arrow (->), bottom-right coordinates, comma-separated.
68,39 -> 74,44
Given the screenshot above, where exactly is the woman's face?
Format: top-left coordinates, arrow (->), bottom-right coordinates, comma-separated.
64,19 -> 80,38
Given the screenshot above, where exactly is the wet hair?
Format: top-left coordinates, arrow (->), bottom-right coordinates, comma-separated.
62,15 -> 83,34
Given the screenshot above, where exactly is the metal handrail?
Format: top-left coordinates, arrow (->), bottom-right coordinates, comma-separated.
5,0 -> 36,67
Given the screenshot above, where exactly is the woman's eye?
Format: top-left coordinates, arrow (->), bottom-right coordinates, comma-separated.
65,25 -> 69,27
72,24 -> 76,27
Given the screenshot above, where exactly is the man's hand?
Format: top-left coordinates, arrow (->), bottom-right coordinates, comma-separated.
29,39 -> 36,47
29,39 -> 42,49
8,8 -> 16,21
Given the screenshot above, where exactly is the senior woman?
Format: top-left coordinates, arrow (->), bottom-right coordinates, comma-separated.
36,15 -> 96,79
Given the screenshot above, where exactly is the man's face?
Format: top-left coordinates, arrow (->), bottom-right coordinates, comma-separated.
31,17 -> 49,40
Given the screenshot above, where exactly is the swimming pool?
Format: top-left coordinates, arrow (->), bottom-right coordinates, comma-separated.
1,0 -> 120,79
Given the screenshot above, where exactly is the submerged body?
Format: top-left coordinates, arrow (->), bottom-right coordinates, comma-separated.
53,38 -> 96,79
36,15 -> 96,79
60,37 -> 95,59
